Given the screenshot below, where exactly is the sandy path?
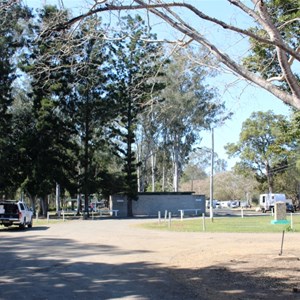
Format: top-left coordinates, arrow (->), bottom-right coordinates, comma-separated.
0,218 -> 299,299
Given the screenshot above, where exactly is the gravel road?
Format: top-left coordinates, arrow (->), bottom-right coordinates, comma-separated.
0,218 -> 300,300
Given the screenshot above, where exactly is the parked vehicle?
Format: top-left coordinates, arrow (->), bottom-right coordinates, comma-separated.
230,201 -> 240,208
286,203 -> 295,213
259,193 -> 286,213
220,201 -> 230,208
206,200 -> 219,209
0,200 -> 33,229
215,202 -> 221,209
241,201 -> 251,208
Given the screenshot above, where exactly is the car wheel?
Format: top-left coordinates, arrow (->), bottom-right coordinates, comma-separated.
19,218 -> 26,230
27,218 -> 32,228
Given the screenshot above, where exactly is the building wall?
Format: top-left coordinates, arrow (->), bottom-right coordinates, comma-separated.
111,193 -> 206,217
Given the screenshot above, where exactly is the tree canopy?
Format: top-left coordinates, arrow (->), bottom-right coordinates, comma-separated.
51,0 -> 300,109
225,110 -> 297,193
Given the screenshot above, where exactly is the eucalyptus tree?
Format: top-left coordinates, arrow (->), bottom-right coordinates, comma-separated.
182,147 -> 228,186
213,171 -> 257,202
107,15 -> 164,216
136,100 -> 164,192
152,49 -> 227,192
243,0 -> 300,95
272,111 -> 300,203
289,110 -> 300,159
225,110 -> 295,194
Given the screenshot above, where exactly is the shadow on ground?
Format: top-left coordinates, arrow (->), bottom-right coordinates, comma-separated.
0,233 -> 299,300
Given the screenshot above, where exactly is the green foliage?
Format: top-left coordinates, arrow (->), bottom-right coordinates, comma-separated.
18,6 -> 80,205
181,164 -> 207,183
138,47 -> 229,192
243,0 -> 300,90
225,110 -> 296,193
106,15 -> 165,214
0,2 -> 235,214
0,2 -> 33,196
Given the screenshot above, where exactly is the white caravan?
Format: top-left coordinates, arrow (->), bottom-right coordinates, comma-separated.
259,193 -> 286,213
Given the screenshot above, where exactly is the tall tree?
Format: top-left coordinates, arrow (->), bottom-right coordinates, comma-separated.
225,110 -> 295,193
243,0 -> 300,94
21,5 -> 79,215
278,111 -> 300,204
151,49 -> 227,192
107,15 -> 164,216
71,17 -> 113,216
0,2 -> 32,197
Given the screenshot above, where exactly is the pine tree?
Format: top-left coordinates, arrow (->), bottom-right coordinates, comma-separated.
107,15 -> 164,216
0,2 -> 32,196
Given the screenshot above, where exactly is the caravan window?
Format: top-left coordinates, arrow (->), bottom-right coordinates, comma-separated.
262,196 -> 265,203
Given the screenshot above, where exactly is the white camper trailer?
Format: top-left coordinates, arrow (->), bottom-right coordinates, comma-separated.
259,193 -> 286,213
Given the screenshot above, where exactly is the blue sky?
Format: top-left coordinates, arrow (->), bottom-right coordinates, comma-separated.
25,0 -> 293,169
200,78 -> 292,169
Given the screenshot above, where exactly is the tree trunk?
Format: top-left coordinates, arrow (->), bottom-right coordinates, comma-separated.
76,193 -> 81,216
151,151 -> 155,192
55,183 -> 61,213
39,196 -> 48,217
173,146 -> 179,192
162,153 -> 166,192
137,144 -> 141,192
127,198 -> 133,217
266,163 -> 273,193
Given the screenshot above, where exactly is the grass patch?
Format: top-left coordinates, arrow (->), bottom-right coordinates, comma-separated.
33,218 -> 66,226
140,215 -> 300,233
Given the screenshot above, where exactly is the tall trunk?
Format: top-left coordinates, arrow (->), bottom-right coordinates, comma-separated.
266,162 -> 273,193
162,152 -> 166,192
137,143 -> 141,192
209,128 -> 214,219
127,198 -> 133,218
151,151 -> 155,192
76,193 -> 81,216
83,98 -> 90,218
125,84 -> 135,217
39,196 -> 48,217
55,183 -> 60,212
173,146 -> 179,192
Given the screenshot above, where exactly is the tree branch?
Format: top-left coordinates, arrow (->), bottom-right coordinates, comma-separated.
39,0 -> 300,108
52,2 -> 300,62
255,0 -> 300,98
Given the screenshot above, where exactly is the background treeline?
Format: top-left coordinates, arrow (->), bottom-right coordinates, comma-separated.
181,111 -> 300,206
0,3 -> 225,216
1,2 -> 299,216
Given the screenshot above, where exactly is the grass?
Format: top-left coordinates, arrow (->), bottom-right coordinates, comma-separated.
139,214 -> 300,233
33,218 -> 66,226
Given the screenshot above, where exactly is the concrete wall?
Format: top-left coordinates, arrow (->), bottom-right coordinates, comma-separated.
111,193 -> 206,217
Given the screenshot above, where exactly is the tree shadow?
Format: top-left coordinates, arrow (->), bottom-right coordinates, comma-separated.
0,234 -> 299,299
0,226 -> 49,232
171,262 -> 300,299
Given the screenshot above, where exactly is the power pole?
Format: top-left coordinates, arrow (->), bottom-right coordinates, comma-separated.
209,128 -> 214,220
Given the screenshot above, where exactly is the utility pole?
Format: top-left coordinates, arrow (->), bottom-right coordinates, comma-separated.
209,128 -> 214,220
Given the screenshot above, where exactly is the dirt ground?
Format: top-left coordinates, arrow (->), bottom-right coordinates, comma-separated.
1,218 -> 300,299
170,232 -> 300,299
